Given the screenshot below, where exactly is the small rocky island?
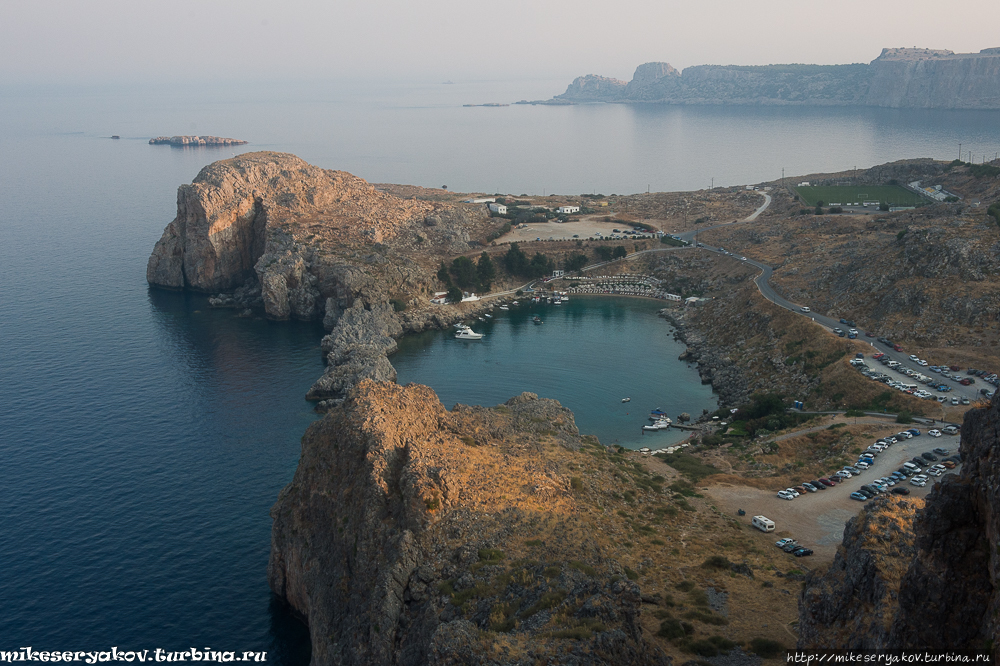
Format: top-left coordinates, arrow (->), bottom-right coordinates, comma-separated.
149,135 -> 247,146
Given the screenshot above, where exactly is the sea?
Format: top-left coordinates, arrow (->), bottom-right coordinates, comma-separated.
2,77 -> 999,658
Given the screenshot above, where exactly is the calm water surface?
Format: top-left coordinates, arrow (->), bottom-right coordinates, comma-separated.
2,81 -> 1000,655
394,297 -> 713,449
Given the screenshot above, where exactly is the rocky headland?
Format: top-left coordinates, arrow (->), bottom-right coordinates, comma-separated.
269,381 -> 673,666
146,151 -> 506,405
149,135 -> 248,146
530,47 -> 1000,109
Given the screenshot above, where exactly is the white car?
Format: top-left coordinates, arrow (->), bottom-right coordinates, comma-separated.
909,354 -> 919,361
801,306 -> 811,313
918,360 -> 928,366
784,488 -> 800,497
910,477 -> 927,487
856,461 -> 870,469
777,491 -> 795,500
928,429 -> 942,437
926,468 -> 943,477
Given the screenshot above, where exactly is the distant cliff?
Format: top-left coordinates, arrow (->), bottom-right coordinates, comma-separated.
542,48 -> 1000,109
798,392 -> 1000,650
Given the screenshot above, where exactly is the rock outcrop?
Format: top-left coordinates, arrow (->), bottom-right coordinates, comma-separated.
269,381 -> 670,666
541,47 -> 1000,109
798,393 -> 1000,650
146,151 -> 438,296
555,74 -> 628,102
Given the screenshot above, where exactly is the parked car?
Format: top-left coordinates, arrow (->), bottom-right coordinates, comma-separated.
891,487 -> 910,495
910,478 -> 927,487
777,490 -> 795,500
850,492 -> 868,501
921,452 -> 938,462
932,447 -> 949,455
819,478 -> 835,486
942,461 -> 957,469
775,538 -> 796,547
928,429 -> 942,437
801,482 -> 818,493
800,306 -> 811,313
908,429 -> 921,436
793,548 -> 814,557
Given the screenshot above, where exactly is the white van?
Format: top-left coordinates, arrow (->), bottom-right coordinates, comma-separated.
752,515 -> 775,532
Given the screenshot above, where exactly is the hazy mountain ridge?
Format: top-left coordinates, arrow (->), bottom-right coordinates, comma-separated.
541,48 -> 1000,109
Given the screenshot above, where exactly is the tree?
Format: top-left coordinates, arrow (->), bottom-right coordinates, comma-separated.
446,285 -> 464,303
436,262 -> 451,284
528,252 -> 553,278
595,246 -> 613,261
476,252 -> 496,291
450,256 -> 476,289
564,252 -> 588,272
612,245 -> 628,259
879,202 -> 890,211
504,243 -> 528,275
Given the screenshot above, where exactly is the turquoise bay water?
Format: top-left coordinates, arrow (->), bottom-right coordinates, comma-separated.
2,80 -> 1000,657
393,297 -> 714,449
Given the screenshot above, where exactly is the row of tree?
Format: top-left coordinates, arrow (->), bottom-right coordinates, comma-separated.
436,243 -> 631,300
437,252 -> 496,302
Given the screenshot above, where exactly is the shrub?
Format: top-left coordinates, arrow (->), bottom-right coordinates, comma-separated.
657,618 -> 695,640
478,548 -> 504,563
570,476 -> 583,491
897,229 -> 908,241
896,411 -> 913,424
701,555 -> 732,570
749,637 -> 786,659
845,408 -> 865,417
624,566 -> 639,580
687,636 -> 737,657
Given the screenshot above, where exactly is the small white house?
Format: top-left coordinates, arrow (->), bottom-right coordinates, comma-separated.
465,197 -> 496,204
488,203 -> 507,215
552,270 -> 565,278
557,205 -> 580,214
664,293 -> 681,302
798,181 -> 810,187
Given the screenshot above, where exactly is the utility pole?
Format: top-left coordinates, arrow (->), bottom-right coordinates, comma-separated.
959,143 -> 962,161
711,177 -> 714,189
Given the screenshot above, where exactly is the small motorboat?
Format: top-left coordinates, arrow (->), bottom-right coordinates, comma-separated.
533,316 -> 543,324
642,419 -> 670,431
511,300 -> 519,305
622,397 -> 631,403
499,305 -> 509,310
478,317 -> 486,321
454,325 -> 484,340
484,313 -> 493,318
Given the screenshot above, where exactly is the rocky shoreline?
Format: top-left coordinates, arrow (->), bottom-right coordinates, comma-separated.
658,307 -> 750,409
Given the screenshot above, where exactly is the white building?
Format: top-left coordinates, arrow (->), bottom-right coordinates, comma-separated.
664,293 -> 681,302
488,203 -> 507,215
465,197 -> 496,204
557,205 -> 580,214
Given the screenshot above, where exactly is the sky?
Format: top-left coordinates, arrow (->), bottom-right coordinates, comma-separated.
2,0 -> 1000,85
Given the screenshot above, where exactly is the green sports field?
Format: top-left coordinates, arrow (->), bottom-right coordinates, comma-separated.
794,184 -> 925,207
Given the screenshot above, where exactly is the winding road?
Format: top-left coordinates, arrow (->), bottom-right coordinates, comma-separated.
575,191 -> 985,404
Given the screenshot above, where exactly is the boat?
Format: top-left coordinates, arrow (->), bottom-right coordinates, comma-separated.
511,300 -> 519,305
553,299 -> 562,305
484,313 -> 493,318
642,419 -> 671,431
533,316 -> 543,324
478,317 -> 486,321
499,305 -> 509,310
622,397 -> 631,403
454,326 -> 484,340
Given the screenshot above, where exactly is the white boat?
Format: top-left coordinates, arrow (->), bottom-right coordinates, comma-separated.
511,300 -> 519,305
454,326 -> 483,340
553,299 -> 562,305
643,418 -> 671,431
622,397 -> 631,403
478,317 -> 486,321
484,313 -> 493,318
499,305 -> 509,310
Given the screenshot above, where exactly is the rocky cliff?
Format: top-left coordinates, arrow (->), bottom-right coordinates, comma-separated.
542,48 -> 1000,109
269,381 -> 671,666
147,152 -> 508,405
798,392 -> 1000,650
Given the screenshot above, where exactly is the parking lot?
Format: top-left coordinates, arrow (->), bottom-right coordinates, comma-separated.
705,429 -> 961,561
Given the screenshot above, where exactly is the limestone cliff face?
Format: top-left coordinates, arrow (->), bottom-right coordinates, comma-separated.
269,381 -> 669,666
546,47 -> 1000,108
865,48 -> 1000,109
798,393 -> 1000,650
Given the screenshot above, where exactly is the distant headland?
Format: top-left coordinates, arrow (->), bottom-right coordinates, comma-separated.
522,47 -> 1000,109
149,135 -> 247,147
